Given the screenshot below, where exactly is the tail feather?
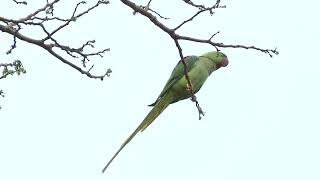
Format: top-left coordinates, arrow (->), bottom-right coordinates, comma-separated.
140,95 -> 170,132
102,93 -> 172,173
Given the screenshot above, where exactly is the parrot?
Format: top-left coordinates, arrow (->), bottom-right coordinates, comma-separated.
102,51 -> 229,173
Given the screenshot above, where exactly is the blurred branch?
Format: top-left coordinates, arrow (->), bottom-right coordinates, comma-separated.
0,60 -> 26,79
182,0 -> 221,15
0,89 -> 4,110
120,0 -> 279,119
133,0 -> 169,19
0,60 -> 26,110
12,0 -> 27,5
0,0 -> 111,80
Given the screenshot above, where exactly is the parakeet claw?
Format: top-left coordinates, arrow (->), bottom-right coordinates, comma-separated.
196,101 -> 205,120
190,96 -> 205,120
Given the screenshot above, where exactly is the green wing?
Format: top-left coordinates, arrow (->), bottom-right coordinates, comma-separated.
149,55 -> 199,106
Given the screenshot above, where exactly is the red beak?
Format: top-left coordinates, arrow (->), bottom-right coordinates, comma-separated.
221,57 -> 229,67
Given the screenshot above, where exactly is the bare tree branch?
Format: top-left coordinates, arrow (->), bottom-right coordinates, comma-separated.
1,0 -> 111,80
120,0 -> 278,56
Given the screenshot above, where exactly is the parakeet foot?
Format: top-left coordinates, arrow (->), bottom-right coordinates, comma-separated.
196,101 -> 205,120
190,96 -> 205,120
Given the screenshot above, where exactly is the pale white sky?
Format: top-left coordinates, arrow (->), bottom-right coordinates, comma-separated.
1,0 -> 320,179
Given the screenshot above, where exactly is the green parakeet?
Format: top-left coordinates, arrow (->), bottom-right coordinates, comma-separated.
102,51 -> 228,173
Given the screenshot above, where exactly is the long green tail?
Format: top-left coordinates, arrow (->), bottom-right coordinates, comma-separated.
102,92 -> 172,173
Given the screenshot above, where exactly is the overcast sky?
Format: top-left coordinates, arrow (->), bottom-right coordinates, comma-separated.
1,0 -> 319,179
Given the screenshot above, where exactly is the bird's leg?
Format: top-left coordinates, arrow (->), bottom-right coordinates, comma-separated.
186,81 -> 205,120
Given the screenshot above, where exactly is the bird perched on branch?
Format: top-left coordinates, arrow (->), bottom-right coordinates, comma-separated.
102,51 -> 229,173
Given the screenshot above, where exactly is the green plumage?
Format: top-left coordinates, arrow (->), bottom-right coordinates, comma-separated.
102,51 -> 228,173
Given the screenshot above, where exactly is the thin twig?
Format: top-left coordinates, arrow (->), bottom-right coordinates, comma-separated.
12,0 -> 27,5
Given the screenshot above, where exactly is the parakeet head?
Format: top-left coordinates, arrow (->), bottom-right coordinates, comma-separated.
201,51 -> 229,69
